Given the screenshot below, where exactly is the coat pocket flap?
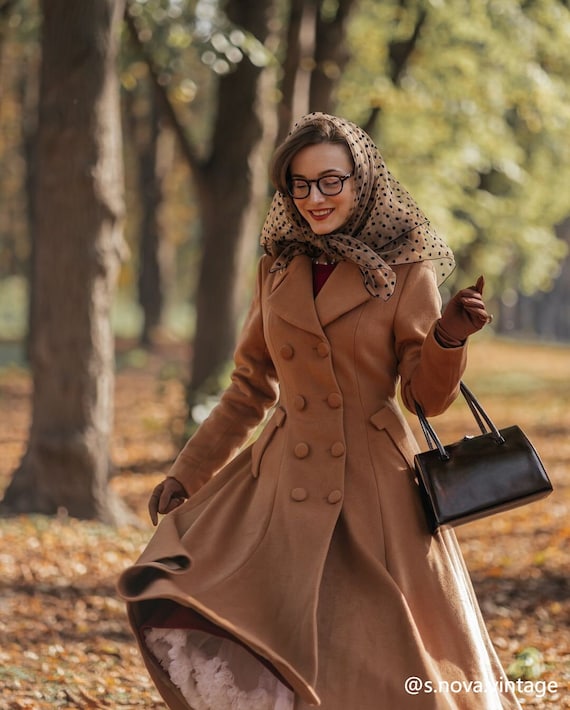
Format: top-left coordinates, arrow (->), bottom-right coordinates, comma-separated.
251,406 -> 287,478
370,405 -> 416,468
370,405 -> 400,432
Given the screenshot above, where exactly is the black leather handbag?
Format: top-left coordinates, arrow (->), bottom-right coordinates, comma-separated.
414,382 -> 553,533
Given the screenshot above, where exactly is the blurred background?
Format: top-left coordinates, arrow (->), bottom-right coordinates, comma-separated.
0,4 -> 568,706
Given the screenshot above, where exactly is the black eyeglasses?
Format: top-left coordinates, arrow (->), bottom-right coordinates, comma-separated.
287,173 -> 353,200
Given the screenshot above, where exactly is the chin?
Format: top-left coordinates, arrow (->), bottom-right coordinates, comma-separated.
310,222 -> 338,235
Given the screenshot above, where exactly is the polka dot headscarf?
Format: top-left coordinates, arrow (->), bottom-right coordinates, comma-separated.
260,112 -> 455,300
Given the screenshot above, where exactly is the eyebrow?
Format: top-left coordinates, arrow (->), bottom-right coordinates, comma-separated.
289,168 -> 350,179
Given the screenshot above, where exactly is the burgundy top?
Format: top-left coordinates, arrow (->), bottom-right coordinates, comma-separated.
312,262 -> 337,295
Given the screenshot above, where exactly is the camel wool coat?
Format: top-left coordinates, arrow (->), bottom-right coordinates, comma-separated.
118,255 -> 520,709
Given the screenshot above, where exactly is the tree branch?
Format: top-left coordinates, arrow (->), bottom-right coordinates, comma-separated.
123,1 -> 202,173
388,7 -> 427,84
364,7 -> 427,137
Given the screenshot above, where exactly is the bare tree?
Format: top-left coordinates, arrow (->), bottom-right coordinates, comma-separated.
1,0 -> 131,523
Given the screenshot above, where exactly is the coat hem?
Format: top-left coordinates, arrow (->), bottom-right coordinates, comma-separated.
126,594 -> 321,707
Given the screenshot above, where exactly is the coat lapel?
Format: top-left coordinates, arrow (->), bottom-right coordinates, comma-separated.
315,260 -> 373,328
266,256 -> 323,336
267,256 -> 375,334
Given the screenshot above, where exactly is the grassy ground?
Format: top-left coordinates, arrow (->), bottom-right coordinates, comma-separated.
0,336 -> 568,708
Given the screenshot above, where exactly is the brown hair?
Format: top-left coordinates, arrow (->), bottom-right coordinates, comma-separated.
270,115 -> 352,193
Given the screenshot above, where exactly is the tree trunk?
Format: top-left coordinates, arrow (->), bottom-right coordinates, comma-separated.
275,0 -> 306,145
186,0 -> 277,419
132,87 -> 174,347
23,38 -> 40,363
1,0 -> 130,524
276,0 -> 357,142
310,0 -> 356,113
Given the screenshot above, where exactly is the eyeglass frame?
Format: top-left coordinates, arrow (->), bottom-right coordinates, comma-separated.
286,172 -> 354,200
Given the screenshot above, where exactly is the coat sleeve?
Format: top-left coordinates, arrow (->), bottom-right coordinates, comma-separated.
393,260 -> 467,417
168,256 -> 279,495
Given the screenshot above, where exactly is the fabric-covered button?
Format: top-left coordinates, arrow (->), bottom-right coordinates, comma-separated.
291,487 -> 308,502
331,441 -> 345,457
327,490 -> 343,504
294,442 -> 310,459
280,344 -> 294,360
327,392 -> 342,409
316,342 -> 330,358
294,395 -> 307,411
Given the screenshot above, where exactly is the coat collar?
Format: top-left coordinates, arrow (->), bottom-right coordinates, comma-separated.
266,256 -> 374,335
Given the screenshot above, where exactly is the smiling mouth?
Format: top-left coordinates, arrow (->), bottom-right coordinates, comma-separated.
309,208 -> 334,220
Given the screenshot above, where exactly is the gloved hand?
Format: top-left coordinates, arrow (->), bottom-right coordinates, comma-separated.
436,275 -> 492,347
148,476 -> 189,526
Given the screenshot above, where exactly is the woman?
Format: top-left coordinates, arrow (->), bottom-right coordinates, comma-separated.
118,113 -> 520,709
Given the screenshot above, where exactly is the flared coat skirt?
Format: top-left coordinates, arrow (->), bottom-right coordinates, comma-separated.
119,435 -> 520,710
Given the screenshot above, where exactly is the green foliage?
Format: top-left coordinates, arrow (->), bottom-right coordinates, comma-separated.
1,0 -> 570,346
338,0 -> 570,294
122,0 -> 272,105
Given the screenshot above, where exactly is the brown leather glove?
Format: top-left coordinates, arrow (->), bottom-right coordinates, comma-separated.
436,275 -> 492,347
148,476 -> 189,526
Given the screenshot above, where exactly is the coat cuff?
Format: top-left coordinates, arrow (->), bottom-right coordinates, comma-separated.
406,322 -> 468,417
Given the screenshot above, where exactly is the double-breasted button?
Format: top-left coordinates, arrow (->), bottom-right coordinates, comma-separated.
316,342 -> 330,358
294,442 -> 310,459
327,490 -> 343,504
294,395 -> 307,411
331,441 -> 345,457
327,392 -> 342,409
291,487 -> 308,502
280,344 -> 294,360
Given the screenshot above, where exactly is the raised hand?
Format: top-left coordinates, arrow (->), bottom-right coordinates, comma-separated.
437,276 -> 492,346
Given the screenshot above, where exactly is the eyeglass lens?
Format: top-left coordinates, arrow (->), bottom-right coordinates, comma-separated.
288,174 -> 350,199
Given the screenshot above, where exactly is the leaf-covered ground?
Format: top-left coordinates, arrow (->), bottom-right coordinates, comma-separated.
0,338 -> 568,708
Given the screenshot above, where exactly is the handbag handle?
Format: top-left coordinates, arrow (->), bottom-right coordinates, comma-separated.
415,382 -> 506,461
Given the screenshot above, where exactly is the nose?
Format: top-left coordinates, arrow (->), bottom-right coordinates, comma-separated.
306,182 -> 326,203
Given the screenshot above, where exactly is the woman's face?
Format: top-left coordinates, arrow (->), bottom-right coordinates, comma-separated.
288,142 -> 355,235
